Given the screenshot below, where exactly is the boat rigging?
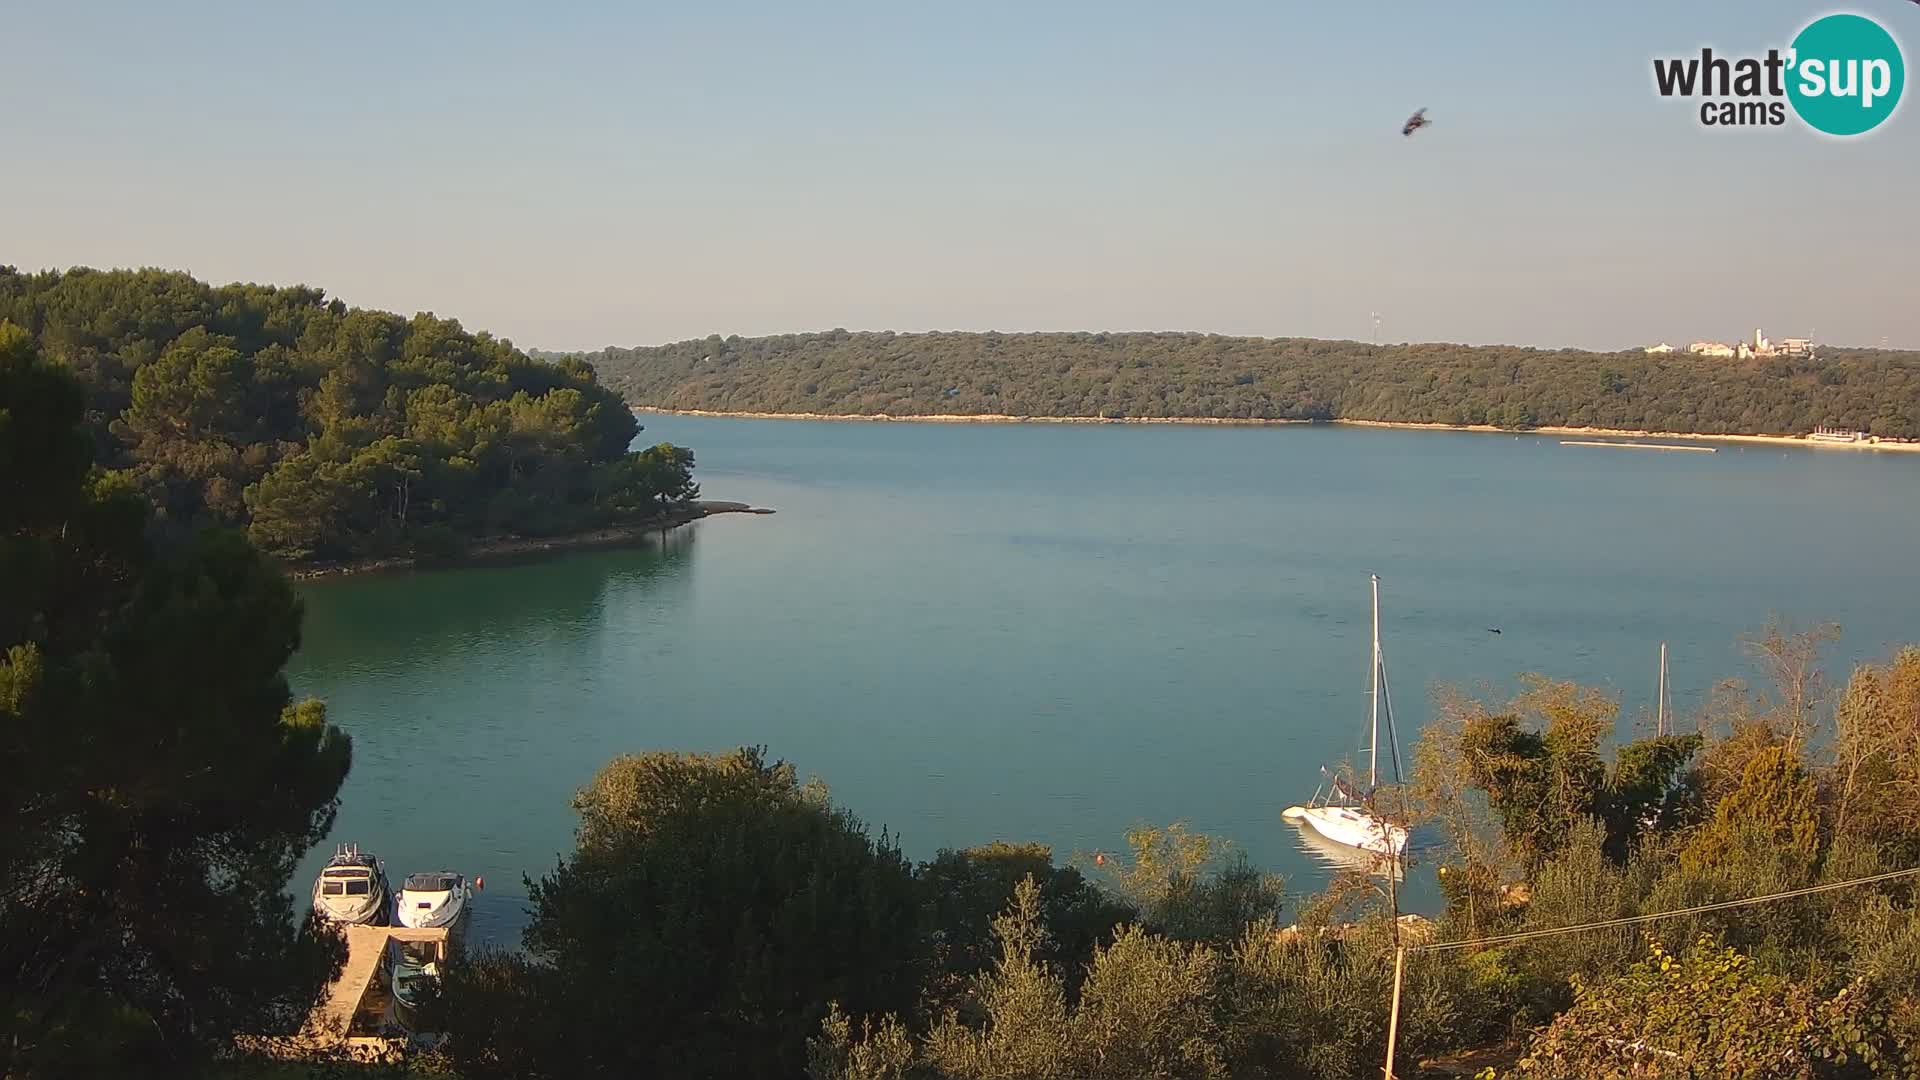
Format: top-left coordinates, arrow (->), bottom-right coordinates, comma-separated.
1282,575 -> 1410,858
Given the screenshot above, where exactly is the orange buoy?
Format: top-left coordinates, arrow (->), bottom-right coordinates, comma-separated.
475,876 -> 485,890
1094,851 -> 1105,866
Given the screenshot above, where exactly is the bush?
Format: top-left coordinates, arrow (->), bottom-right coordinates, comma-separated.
1642,746 -> 1824,958
917,842 -> 1134,1013
1100,823 -> 1285,943
436,748 -> 926,1080
407,523 -> 465,562
1511,938 -> 1914,1079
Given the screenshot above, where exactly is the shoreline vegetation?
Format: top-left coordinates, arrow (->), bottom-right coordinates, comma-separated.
282,500 -> 772,581
635,406 -> 1920,454
0,267 -> 707,567
572,329 -> 1920,444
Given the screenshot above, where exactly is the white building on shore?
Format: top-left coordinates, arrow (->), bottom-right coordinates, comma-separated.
1670,328 -> 1816,360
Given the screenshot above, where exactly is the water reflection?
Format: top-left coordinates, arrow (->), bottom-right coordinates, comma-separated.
293,531 -> 697,679
287,529 -> 700,944
1286,819 -> 1406,882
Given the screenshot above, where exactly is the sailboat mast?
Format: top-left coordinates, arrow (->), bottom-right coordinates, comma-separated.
1657,642 -> 1668,736
1369,574 -> 1381,789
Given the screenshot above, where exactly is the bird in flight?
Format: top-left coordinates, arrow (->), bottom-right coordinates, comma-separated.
1402,107 -> 1431,137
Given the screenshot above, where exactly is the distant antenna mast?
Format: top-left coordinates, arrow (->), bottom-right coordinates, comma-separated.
1656,642 -> 1669,736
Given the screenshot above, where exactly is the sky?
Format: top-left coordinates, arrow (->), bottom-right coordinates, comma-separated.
3,2 -> 1917,352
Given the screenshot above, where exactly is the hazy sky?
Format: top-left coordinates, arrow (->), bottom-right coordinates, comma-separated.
5,2 -> 1916,351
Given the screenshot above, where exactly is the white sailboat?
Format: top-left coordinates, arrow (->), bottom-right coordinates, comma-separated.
1283,575 -> 1410,857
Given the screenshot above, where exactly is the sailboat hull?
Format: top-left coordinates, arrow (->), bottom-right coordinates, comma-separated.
1297,805 -> 1408,857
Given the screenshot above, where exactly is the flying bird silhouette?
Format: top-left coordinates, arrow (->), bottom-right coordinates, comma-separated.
1402,107 -> 1431,137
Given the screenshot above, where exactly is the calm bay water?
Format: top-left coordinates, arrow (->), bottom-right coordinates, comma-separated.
290,419 -> 1920,941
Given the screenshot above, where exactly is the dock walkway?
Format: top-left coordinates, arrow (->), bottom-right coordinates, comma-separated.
233,923 -> 455,1058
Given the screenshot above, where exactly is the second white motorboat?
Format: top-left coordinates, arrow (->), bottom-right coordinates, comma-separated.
395,871 -> 472,929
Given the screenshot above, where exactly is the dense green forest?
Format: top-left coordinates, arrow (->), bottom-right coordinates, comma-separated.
568,331 -> 1920,438
3,327 -> 352,1072
0,267 -> 695,563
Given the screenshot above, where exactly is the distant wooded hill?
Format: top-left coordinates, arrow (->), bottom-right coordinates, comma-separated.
559,331 -> 1920,438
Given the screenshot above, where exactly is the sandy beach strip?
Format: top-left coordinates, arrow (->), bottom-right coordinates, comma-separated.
632,407 -> 1920,453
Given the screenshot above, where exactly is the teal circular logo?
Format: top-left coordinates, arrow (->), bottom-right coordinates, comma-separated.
1787,14 -> 1904,136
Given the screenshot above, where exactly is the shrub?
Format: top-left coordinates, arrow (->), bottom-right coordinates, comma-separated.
437,748 -> 925,1080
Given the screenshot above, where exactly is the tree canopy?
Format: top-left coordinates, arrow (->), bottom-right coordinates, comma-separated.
565,330 -> 1920,437
1,327 -> 352,1073
0,267 -> 696,562
1434,677 -> 1703,870
436,747 -> 928,1080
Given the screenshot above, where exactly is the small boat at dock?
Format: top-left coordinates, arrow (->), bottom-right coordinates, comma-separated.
312,844 -> 391,926
390,936 -> 449,1026
396,871 -> 473,929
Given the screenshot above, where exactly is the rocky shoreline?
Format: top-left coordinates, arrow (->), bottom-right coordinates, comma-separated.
283,501 -> 772,581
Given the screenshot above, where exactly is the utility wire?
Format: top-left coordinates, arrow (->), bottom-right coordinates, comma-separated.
1410,866 -> 1920,954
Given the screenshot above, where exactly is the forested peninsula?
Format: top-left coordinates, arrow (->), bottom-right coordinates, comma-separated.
568,331 -> 1920,439
0,267 -> 698,566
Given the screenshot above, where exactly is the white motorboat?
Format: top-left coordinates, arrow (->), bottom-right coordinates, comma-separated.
1282,575 -> 1410,858
311,843 -> 391,926
395,871 -> 471,929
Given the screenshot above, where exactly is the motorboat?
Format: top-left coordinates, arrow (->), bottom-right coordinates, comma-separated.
1281,575 -> 1411,858
395,871 -> 471,929
390,937 -> 446,1025
311,843 -> 391,925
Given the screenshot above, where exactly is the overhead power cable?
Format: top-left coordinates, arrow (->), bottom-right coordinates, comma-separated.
1411,866 -> 1920,954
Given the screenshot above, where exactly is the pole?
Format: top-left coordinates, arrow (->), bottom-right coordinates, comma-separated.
1384,945 -> 1406,1080
1657,641 -> 1668,736
1369,575 -> 1380,788
1386,834 -> 1401,945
